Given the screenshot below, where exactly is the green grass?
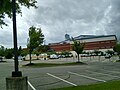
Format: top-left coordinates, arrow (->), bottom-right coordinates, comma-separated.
23,62 -> 86,68
54,80 -> 120,90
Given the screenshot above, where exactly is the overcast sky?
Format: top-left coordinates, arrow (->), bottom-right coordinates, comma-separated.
0,0 -> 120,48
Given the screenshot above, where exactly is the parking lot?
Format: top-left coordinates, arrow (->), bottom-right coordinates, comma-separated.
1,56 -> 120,90
21,56 -> 120,90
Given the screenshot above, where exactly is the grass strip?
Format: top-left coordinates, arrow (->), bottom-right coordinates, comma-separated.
54,80 -> 120,90
23,62 -> 86,68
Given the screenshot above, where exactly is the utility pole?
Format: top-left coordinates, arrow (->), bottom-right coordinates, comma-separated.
12,0 -> 22,77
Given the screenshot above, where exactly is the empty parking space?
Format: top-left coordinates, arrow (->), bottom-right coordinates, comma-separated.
27,68 -> 120,90
47,73 -> 77,86
68,71 -> 106,82
28,73 -> 73,90
86,70 -> 120,78
65,72 -> 102,85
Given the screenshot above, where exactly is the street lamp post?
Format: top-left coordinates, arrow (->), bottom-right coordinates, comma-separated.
6,1 -> 28,89
12,0 -> 22,77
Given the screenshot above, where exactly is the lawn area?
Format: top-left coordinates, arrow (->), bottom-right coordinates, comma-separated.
23,62 -> 86,68
54,80 -> 120,90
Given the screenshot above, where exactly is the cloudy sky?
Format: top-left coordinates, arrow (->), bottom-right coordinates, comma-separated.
0,0 -> 120,48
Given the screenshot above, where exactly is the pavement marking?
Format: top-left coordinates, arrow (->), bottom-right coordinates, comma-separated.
28,81 -> 36,90
102,69 -> 120,74
68,71 -> 106,82
47,73 -> 77,86
86,70 -> 120,78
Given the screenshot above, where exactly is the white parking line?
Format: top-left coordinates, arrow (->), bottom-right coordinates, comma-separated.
86,70 -> 120,78
47,73 -> 77,86
68,71 -> 106,82
28,81 -> 36,90
102,69 -> 120,73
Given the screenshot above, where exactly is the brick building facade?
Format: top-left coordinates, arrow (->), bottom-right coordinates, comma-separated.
48,35 -> 117,52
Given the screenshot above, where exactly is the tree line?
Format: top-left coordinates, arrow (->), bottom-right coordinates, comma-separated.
0,25 -> 46,60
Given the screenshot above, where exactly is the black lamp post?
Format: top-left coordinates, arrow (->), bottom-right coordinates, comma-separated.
12,0 -> 22,77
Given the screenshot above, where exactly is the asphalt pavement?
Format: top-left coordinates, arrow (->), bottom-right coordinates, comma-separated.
0,56 -> 120,90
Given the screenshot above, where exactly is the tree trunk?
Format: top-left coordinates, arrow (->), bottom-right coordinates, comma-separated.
77,54 -> 80,62
29,49 -> 32,64
118,55 -> 120,61
37,56 -> 39,60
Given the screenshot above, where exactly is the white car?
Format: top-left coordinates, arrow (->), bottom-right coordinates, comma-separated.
50,54 -> 59,59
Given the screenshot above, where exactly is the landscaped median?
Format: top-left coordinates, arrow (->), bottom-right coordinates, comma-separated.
53,80 -> 120,90
23,62 -> 86,68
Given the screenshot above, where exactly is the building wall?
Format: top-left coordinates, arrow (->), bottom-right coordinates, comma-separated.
49,35 -> 117,52
49,43 -> 71,52
84,40 -> 116,50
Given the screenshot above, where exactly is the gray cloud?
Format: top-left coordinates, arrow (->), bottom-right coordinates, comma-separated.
105,0 -> 120,39
34,0 -> 112,43
1,0 -> 120,48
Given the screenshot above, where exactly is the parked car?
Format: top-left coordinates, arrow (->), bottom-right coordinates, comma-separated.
13,56 -> 25,60
18,56 -> 25,60
50,54 -> 59,59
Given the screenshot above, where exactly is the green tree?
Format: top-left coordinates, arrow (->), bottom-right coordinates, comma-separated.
61,51 -> 72,58
21,50 -> 28,57
33,50 -> 40,60
0,45 -> 5,61
113,43 -> 120,60
18,46 -> 22,56
0,45 -> 5,57
93,50 -> 102,61
20,49 -> 29,60
72,40 -> 85,62
27,26 -> 44,64
93,50 -> 101,56
0,0 -> 37,27
106,50 -> 114,56
37,45 -> 50,53
4,48 -> 13,59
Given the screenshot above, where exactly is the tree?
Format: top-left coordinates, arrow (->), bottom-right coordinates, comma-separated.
33,50 -> 40,60
27,26 -> 44,64
93,50 -> 103,61
20,49 -> 28,60
18,46 -> 22,56
0,45 -> 5,57
72,40 -> 85,62
4,48 -> 14,59
37,45 -> 50,53
93,50 -> 101,56
61,51 -> 72,58
106,50 -> 114,56
0,45 -> 5,61
0,0 -> 37,27
113,43 -> 120,60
